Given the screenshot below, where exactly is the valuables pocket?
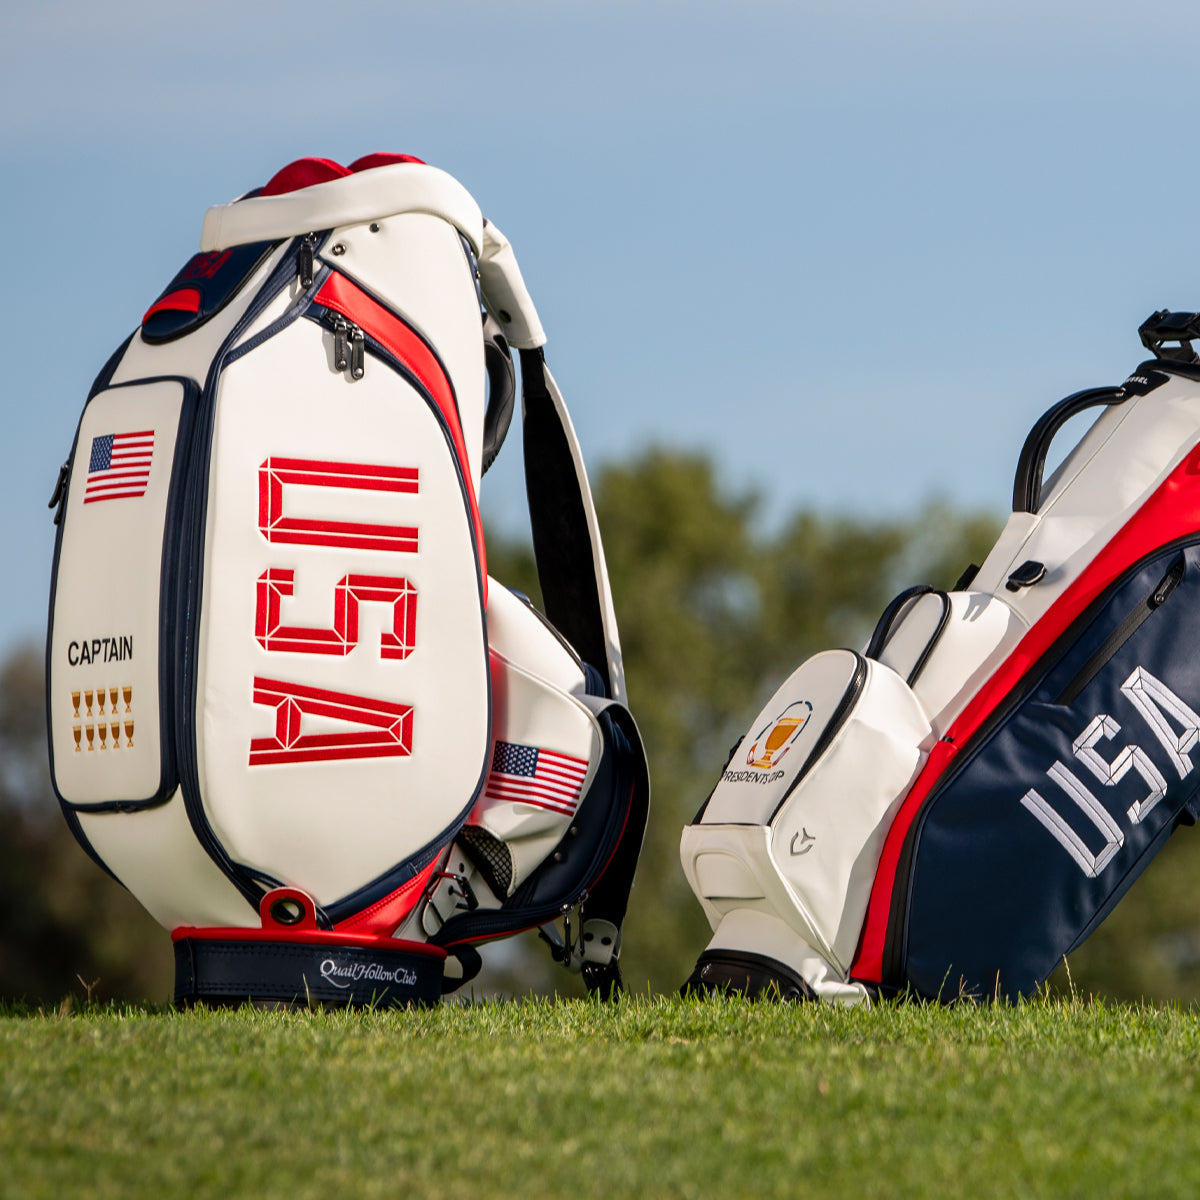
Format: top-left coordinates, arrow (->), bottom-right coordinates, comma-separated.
49,378 -> 195,809
682,650 -> 932,974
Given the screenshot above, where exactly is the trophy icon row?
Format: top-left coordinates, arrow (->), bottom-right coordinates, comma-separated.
71,687 -> 133,752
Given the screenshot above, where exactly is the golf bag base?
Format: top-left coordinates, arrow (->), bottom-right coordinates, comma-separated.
681,947 -> 815,1003
681,313 -> 1200,1003
173,889 -> 446,1009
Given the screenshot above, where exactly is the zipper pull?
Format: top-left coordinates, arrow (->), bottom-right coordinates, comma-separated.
48,460 -> 69,525
1153,562 -> 1184,607
332,315 -> 350,372
350,325 -> 365,380
298,234 -> 317,288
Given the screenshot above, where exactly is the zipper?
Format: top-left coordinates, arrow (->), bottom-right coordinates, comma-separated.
1054,557 -> 1184,707
330,314 -> 366,380
768,651 -> 869,824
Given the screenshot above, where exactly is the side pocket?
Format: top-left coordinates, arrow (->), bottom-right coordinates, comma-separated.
48,378 -> 196,810
682,650 -> 932,975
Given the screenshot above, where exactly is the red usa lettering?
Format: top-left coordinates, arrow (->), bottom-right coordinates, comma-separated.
1020,666 -> 1199,877
249,456 -> 419,768
256,570 -> 416,660
249,677 -> 413,766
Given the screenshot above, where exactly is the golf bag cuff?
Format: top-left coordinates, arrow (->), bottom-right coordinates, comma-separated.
478,220 -> 546,349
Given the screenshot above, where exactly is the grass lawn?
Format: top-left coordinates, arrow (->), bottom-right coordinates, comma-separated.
2,992 -> 1198,1199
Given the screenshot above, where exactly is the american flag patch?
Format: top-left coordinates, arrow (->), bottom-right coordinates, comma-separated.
484,740 -> 589,816
84,430 -> 154,504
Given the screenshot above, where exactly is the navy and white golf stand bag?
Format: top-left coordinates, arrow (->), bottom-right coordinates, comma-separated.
681,310 -> 1200,1003
46,154 -> 648,1007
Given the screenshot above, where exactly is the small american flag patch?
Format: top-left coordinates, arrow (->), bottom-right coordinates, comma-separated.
484,740 -> 589,816
84,430 -> 154,504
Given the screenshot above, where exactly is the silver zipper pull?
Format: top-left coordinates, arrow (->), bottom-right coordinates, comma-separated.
350,325 -> 365,380
332,316 -> 349,372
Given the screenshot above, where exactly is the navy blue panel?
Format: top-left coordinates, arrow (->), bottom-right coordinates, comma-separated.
904,542 -> 1200,1000
141,241 -> 277,344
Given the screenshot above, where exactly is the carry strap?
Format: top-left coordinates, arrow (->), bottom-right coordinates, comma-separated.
477,219 -> 627,704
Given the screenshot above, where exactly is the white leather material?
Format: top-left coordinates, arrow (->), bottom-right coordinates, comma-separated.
468,647 -> 600,894
700,649 -> 865,828
683,652 -> 931,978
703,909 -> 870,1005
194,314 -> 489,905
478,220 -> 546,350
200,163 -> 484,256
880,590 -> 1030,737
319,213 -> 487,490
49,381 -> 184,804
486,583 -> 588,697
77,790 -> 253,929
973,374 -> 1200,625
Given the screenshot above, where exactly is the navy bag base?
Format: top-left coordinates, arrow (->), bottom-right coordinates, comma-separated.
172,888 -> 447,1010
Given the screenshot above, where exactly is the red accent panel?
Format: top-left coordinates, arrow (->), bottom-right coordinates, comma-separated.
348,153 -> 426,172
851,448 -> 1200,984
170,925 -> 446,957
249,676 -> 413,766
335,858 -> 442,936
142,287 -> 201,324
260,157 -> 352,197
258,457 -> 419,553
313,272 -> 487,597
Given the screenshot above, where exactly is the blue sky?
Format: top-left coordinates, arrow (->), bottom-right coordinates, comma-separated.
4,0 -> 1200,657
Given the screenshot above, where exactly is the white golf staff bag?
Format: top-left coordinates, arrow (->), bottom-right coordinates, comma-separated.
681,311 -> 1200,1003
47,154 -> 648,1007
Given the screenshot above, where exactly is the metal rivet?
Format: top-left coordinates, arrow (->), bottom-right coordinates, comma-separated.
568,826 -> 578,838
331,243 -> 346,256
369,223 -> 381,233
553,852 -> 564,863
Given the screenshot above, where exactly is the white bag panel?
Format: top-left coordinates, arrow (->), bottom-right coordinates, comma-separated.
469,650 -> 601,894
50,381 -> 184,804
683,655 -> 931,975
486,582 -> 587,698
76,790 -> 253,931
320,213 -> 486,490
703,909 -> 870,1005
478,220 -> 546,351
973,376 -> 1200,626
700,649 -> 864,828
109,243 -> 292,389
194,316 -> 489,905
880,590 -> 1029,737
200,163 -> 484,257
874,592 -> 945,682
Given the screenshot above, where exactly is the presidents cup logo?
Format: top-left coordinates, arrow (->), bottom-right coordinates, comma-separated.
746,701 -> 813,769
319,957 -> 419,990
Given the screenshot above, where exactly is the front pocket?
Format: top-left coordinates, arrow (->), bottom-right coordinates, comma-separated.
1055,556 -> 1184,706
49,378 -> 196,810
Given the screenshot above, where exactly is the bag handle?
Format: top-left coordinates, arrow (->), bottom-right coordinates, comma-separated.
1012,387 -> 1126,514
